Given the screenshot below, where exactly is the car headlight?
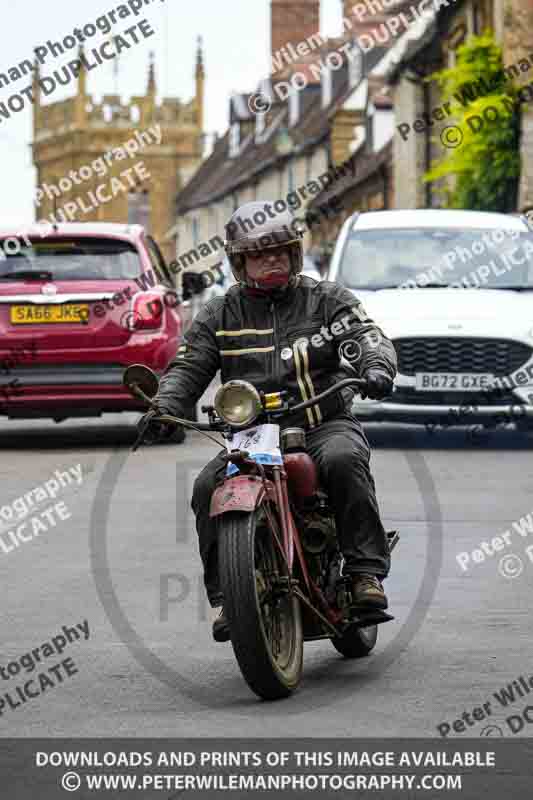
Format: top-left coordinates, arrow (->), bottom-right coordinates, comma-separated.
214,380 -> 262,428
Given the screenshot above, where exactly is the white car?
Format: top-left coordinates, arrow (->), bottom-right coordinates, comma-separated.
302,255 -> 323,281
328,209 -> 533,433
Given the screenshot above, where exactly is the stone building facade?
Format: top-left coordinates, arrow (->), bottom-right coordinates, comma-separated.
32,47 -> 205,263
387,0 -> 519,210
504,0 -> 533,211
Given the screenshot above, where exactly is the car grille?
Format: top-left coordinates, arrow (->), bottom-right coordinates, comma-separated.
394,338 -> 532,377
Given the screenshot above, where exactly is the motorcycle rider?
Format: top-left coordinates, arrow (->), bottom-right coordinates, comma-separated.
140,203 -> 397,642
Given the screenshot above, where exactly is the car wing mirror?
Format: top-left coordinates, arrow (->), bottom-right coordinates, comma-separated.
182,270 -> 206,299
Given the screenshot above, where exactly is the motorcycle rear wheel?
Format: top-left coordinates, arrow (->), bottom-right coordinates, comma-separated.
331,623 -> 378,658
218,506 -> 303,700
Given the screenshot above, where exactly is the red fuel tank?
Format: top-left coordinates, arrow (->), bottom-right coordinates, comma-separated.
283,452 -> 320,503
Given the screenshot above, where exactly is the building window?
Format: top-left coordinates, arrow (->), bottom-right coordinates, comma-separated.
365,107 -> 373,153
288,160 -> 294,193
289,88 -> 300,127
50,177 -> 61,217
128,190 -> 150,230
472,1 -> 486,34
446,23 -> 467,68
192,217 -> 200,247
322,68 -> 333,109
208,207 -> 216,237
305,154 -> 312,183
256,112 -> 266,140
348,42 -> 363,88
229,122 -> 241,157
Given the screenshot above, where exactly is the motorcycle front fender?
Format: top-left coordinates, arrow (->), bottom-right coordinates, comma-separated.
209,474 -> 277,518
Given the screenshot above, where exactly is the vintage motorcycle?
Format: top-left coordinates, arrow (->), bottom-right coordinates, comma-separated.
124,365 -> 399,701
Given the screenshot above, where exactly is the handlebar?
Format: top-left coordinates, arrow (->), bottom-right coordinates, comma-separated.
134,376 -> 369,451
157,414 -> 224,432
288,377 -> 366,413
193,377 -> 367,427
154,377 -> 367,430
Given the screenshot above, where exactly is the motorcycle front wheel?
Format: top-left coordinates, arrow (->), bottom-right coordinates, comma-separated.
218,505 -> 303,700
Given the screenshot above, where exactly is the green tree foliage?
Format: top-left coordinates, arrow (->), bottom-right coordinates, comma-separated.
424,32 -> 520,211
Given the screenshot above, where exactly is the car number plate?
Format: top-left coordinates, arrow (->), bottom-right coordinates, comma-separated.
415,372 -> 494,391
10,304 -> 90,324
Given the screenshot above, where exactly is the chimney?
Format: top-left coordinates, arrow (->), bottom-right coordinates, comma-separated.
271,0 -> 321,75
342,0 -> 405,45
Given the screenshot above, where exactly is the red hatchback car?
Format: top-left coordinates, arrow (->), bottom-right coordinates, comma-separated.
0,223 -> 184,434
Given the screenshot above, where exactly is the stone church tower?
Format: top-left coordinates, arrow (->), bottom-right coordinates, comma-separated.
32,44 -> 205,262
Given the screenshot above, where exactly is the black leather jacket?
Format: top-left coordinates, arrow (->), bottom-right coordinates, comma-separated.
155,276 -> 397,430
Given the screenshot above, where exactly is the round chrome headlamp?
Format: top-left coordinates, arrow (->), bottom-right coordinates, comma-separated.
214,380 -> 262,428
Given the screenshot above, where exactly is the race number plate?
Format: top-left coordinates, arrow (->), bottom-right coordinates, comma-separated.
415,373 -> 494,391
226,424 -> 283,475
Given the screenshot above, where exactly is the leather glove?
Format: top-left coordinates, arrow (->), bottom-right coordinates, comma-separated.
361,370 -> 393,400
137,406 -> 178,444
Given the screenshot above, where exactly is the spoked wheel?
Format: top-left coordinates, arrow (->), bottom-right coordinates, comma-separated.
218,505 -> 303,700
331,623 -> 378,658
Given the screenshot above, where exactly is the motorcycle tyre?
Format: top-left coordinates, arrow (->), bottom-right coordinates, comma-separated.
218,507 -> 303,700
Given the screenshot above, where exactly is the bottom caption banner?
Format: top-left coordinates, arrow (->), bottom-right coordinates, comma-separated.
2,739 -> 533,798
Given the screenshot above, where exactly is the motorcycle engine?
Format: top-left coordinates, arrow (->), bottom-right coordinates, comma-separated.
301,511 -> 336,555
298,507 -> 345,617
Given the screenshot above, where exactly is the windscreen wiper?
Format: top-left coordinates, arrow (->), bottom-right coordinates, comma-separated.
346,285 -> 408,290
365,283 -> 452,290
484,285 -> 533,291
407,282 -> 452,288
0,270 -> 54,280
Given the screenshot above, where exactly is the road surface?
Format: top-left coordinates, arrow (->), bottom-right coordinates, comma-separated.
1,415 -> 532,738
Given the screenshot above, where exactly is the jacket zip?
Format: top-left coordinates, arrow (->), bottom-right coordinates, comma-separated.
271,302 -> 279,387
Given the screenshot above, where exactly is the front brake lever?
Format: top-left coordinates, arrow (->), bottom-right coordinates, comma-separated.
131,410 -> 156,452
132,424 -> 148,453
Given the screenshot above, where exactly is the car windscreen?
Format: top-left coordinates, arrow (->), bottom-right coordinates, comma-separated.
338,227 -> 533,289
0,237 -> 142,280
